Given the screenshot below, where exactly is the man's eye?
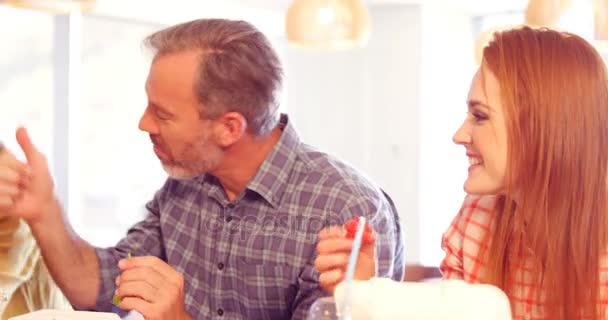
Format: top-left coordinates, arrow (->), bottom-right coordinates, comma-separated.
155,109 -> 170,120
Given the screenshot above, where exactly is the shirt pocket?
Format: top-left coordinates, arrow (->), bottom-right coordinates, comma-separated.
235,258 -> 299,319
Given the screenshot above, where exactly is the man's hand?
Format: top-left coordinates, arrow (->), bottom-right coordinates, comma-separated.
116,256 -> 192,320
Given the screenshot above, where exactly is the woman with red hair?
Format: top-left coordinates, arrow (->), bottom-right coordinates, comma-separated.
315,26 -> 608,319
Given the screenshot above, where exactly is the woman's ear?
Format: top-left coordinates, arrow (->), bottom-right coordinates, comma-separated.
214,112 -> 247,147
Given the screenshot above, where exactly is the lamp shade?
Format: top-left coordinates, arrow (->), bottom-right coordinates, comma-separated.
524,0 -> 569,27
594,0 -> 608,40
285,0 -> 371,50
0,0 -> 94,13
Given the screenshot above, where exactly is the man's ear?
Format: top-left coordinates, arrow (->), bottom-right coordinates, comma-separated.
214,112 -> 247,147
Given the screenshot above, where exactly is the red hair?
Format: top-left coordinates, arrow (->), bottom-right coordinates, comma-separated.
482,26 -> 608,319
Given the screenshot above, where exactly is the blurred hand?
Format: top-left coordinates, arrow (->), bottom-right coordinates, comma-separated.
314,224 -> 377,294
0,141 -> 26,210
0,127 -> 55,223
116,256 -> 192,320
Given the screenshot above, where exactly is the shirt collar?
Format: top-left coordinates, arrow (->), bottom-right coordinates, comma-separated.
245,114 -> 300,208
197,114 -> 300,208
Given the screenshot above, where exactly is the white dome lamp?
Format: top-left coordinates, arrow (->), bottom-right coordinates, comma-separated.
525,0 -> 607,46
593,0 -> 607,45
0,0 -> 95,14
286,0 -> 372,50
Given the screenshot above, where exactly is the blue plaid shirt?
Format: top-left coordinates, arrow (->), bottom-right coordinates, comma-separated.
95,114 -> 405,319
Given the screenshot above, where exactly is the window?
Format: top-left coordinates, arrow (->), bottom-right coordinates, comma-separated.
0,7 -> 53,165
76,16 -> 166,247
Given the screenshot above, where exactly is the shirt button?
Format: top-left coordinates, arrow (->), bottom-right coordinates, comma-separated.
217,262 -> 224,270
226,203 -> 236,209
217,308 -> 224,316
225,216 -> 233,223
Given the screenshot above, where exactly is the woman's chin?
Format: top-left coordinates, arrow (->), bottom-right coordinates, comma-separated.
463,179 -> 502,195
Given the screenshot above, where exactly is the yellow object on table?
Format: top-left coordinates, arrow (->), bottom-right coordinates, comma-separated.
112,250 -> 131,307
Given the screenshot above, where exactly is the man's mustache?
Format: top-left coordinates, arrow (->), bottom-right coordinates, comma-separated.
150,135 -> 162,147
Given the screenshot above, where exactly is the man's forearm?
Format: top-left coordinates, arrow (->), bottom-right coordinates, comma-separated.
28,198 -> 101,309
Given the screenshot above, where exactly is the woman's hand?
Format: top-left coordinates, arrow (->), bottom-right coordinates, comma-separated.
314,218 -> 377,294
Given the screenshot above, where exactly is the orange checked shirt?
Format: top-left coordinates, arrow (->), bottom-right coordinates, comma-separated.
440,195 -> 608,320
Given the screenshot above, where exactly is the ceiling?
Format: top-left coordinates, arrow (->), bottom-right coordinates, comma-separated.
77,0 -> 529,37
223,0 -> 528,14
89,0 -> 528,31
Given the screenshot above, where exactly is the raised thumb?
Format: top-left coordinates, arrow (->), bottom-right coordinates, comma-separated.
16,127 -> 40,163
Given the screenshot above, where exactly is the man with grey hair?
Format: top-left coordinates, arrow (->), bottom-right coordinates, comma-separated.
0,19 -> 404,319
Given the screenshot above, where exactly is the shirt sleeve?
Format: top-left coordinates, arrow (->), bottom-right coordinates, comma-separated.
440,198 -> 468,280
289,186 -> 404,319
93,182 -> 169,311
339,188 -> 405,282
289,260 -> 330,320
440,195 -> 496,280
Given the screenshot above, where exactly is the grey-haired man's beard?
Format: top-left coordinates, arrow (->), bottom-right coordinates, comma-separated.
160,145 -> 224,180
161,163 -> 199,180
161,158 -> 220,180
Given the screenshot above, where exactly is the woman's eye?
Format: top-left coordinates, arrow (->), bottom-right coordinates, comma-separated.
469,111 -> 488,122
